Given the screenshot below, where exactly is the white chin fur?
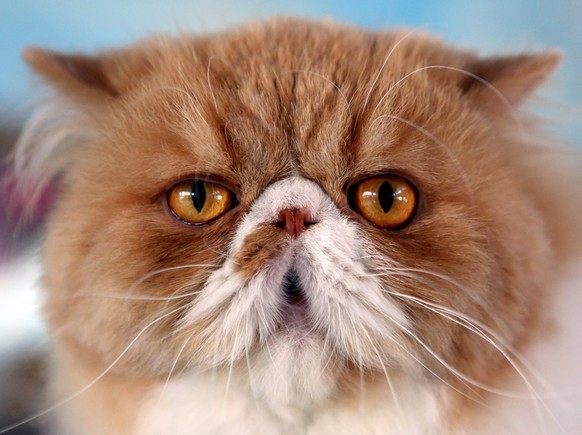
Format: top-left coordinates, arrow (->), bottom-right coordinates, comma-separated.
178,176 -> 410,405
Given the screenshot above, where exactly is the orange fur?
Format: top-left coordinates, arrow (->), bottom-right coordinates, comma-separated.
17,18 -> 580,433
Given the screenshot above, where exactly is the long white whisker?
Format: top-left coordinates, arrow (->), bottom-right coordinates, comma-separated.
344,306 -> 403,419
207,55 -> 219,111
387,287 -> 551,388
256,303 -> 277,368
370,114 -> 474,203
381,325 -> 488,406
72,263 -> 219,301
318,334 -> 337,377
160,333 -> 195,399
223,337 -> 238,401
364,260 -> 531,368
360,28 -> 424,116
223,296 -> 242,401
134,85 -> 211,127
376,305 -> 547,400
244,316 -> 258,405
366,258 -> 488,310
71,287 -> 204,302
370,65 -> 521,127
289,69 -> 352,118
366,260 -> 565,413
380,285 -> 562,433
0,305 -> 184,434
369,263 -> 558,392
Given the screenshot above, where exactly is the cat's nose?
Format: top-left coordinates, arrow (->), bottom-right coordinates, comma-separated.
277,207 -> 316,237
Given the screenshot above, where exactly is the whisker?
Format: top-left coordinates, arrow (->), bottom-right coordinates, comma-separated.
369,263 -> 555,389
257,301 -> 277,356
344,305 -> 403,420
390,288 -> 550,387
70,263 -> 220,301
70,288 -> 203,302
223,334 -> 239,403
0,305 -> 185,434
133,85 -> 211,127
318,333 -> 335,375
358,359 -> 365,411
370,65 -> 522,129
244,317 -> 258,405
360,27 -> 424,117
206,55 -> 220,111
297,321 -> 320,342
364,255 -> 489,310
289,69 -> 352,118
362,259 -> 566,422
383,330 -> 488,406
159,333 -> 195,399
370,114 -> 475,203
341,309 -> 366,403
360,261 -> 540,378
375,302 -> 547,400
380,285 -> 562,432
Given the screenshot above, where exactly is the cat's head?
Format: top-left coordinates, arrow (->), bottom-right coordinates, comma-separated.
20,19 -> 563,407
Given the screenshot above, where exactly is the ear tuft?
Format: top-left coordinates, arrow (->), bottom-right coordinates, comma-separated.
461,50 -> 563,109
22,46 -> 118,97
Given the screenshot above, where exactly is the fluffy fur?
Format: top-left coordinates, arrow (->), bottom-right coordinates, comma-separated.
8,18 -> 582,434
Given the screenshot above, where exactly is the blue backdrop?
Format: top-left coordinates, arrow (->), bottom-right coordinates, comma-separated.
1,0 -> 581,141
0,0 -> 580,381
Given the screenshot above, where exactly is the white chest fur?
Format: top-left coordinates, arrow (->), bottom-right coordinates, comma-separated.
134,369 -> 443,435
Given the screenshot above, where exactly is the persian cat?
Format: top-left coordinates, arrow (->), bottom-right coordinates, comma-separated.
6,18 -> 582,434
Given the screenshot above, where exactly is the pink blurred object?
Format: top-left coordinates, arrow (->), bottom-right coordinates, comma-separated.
0,164 -> 55,261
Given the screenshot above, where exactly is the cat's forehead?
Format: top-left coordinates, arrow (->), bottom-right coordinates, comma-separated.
101,24 -> 471,197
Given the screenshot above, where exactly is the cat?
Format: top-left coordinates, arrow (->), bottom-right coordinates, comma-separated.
5,17 -> 582,434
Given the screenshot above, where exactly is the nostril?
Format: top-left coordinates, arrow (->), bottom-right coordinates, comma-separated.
276,207 -> 315,237
276,211 -> 288,228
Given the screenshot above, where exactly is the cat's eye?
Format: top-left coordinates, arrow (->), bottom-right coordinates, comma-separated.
349,175 -> 417,229
167,179 -> 235,225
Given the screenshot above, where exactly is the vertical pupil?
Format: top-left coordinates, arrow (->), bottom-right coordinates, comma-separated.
192,181 -> 207,213
378,181 -> 394,213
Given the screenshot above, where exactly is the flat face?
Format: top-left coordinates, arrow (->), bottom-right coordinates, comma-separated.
34,19 -> 556,428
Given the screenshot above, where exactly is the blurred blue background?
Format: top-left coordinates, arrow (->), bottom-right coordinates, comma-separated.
0,0 -> 581,354
1,0 -> 581,143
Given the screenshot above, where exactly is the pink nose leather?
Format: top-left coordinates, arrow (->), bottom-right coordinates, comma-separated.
277,207 -> 315,237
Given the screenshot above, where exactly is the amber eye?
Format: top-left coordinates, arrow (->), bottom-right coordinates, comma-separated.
167,179 -> 235,225
349,175 -> 417,229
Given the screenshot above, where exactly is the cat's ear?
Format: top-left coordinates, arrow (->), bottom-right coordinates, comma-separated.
22,47 -> 122,101
23,46 -> 154,104
460,51 -> 562,110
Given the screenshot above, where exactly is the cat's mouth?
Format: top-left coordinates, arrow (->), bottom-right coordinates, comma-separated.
280,269 -> 310,328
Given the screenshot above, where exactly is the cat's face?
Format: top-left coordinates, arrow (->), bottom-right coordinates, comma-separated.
26,20 -> 559,407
